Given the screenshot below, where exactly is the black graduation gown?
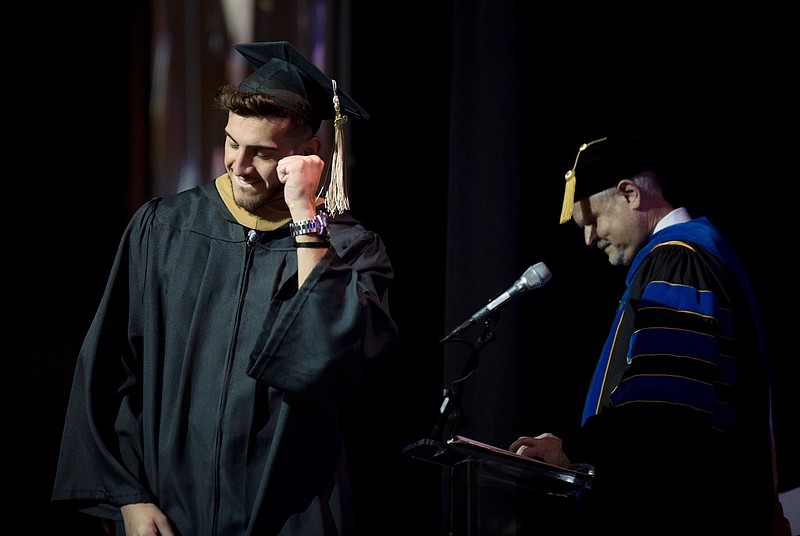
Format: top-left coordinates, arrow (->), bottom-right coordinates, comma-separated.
564,217 -> 778,536
51,181 -> 398,536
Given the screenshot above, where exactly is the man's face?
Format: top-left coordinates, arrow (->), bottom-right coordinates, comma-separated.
223,112 -> 309,215
571,184 -> 647,267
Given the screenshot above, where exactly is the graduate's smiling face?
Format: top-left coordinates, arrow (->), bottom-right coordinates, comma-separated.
223,112 -> 316,214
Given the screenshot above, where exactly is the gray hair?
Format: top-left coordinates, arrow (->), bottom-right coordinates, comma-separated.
596,170 -> 662,199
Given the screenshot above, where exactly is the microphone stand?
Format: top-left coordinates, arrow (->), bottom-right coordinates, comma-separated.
429,317 -> 497,441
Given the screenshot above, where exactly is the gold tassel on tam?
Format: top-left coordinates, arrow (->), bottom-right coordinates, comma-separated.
323,79 -> 350,217
559,137 -> 607,224
559,169 -> 577,224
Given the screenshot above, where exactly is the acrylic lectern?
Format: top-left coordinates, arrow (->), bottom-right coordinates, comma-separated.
403,436 -> 594,536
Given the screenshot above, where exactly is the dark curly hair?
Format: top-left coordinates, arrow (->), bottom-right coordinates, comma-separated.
213,85 -> 315,140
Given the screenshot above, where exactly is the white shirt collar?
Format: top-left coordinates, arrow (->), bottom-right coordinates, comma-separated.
653,207 -> 691,235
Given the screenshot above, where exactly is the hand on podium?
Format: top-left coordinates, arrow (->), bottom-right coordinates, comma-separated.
509,433 -> 575,470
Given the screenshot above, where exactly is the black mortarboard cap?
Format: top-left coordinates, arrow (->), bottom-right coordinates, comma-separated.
559,134 -> 657,223
234,41 -> 368,133
234,41 -> 368,216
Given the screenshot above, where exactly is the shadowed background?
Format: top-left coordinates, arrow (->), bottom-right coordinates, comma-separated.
6,1 -> 797,534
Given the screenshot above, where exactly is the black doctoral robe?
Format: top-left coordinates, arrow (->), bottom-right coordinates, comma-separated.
52,178 -> 398,535
564,217 -> 779,535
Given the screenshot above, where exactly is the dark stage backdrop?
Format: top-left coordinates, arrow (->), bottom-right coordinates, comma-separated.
7,1 -> 797,535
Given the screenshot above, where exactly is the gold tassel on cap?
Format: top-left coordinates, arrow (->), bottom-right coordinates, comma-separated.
323,79 -> 350,217
559,169 -> 577,224
559,137 -> 607,224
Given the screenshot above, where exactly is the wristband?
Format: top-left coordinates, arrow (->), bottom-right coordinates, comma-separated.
294,240 -> 330,249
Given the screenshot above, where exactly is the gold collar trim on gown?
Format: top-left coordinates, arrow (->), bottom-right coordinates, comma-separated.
215,174 -> 300,232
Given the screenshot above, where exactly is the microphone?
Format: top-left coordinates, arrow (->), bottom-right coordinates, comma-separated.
440,262 -> 552,343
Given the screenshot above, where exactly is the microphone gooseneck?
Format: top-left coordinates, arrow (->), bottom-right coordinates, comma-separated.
440,262 -> 551,343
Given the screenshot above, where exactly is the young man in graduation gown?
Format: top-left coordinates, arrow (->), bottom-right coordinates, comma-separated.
509,135 -> 790,535
52,41 -> 398,536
